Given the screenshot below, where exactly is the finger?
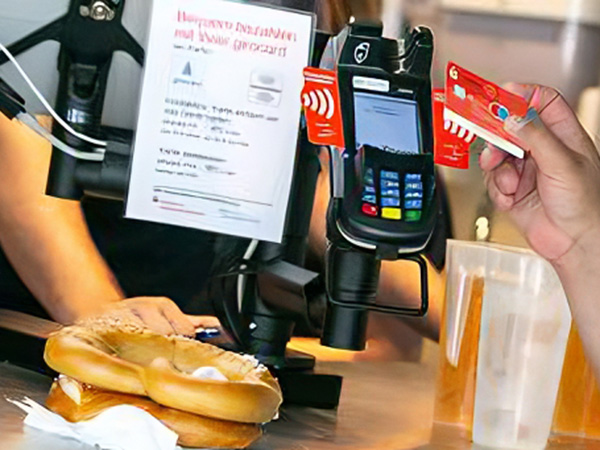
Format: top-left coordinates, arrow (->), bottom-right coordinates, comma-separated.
513,156 -> 538,206
186,315 -> 222,329
493,161 -> 520,196
502,83 -> 556,111
504,110 -> 577,178
502,83 -> 565,119
479,144 -> 509,172
159,300 -> 197,337
132,306 -> 176,336
484,171 -> 515,211
504,84 -> 594,156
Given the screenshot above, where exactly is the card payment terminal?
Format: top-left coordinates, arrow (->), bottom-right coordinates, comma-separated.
322,21 -> 438,350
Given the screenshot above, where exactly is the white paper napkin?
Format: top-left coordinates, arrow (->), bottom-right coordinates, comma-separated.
8,397 -> 179,450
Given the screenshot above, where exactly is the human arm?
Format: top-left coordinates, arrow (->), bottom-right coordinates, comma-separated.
0,114 -> 212,335
0,114 -> 124,322
479,84 -> 600,379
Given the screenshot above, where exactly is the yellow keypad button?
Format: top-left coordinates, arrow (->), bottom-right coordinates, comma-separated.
381,208 -> 402,220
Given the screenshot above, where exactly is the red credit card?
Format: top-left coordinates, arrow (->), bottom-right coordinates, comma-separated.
301,68 -> 345,148
444,62 -> 528,158
432,89 -> 471,169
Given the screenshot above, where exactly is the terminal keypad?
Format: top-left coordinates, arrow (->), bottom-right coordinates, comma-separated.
360,169 -> 424,222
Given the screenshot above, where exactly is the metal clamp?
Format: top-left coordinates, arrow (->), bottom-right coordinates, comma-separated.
327,253 -> 429,317
80,0 -> 117,21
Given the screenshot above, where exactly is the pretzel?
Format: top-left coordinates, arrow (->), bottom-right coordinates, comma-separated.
43,316 -> 282,424
46,376 -> 262,448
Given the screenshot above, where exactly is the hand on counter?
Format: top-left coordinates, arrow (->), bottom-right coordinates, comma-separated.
479,83 -> 600,380
84,297 -> 220,338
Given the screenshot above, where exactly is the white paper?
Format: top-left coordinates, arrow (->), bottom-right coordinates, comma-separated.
8,397 -> 178,450
126,0 -> 314,243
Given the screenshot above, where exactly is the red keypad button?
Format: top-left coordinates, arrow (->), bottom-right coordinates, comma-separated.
362,203 -> 378,217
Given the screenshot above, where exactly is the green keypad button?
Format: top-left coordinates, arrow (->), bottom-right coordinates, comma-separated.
405,210 -> 422,222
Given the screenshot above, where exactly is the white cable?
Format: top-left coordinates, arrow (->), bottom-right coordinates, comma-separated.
237,239 -> 260,313
0,42 -> 107,147
18,113 -> 105,162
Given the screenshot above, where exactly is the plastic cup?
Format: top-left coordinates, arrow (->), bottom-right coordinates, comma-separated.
442,241 -> 572,449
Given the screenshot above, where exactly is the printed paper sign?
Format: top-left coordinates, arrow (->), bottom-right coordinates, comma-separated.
126,0 -> 314,243
302,68 -> 345,147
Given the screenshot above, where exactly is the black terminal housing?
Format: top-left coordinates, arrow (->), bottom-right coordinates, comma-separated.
321,21 -> 436,350
333,21 -> 436,253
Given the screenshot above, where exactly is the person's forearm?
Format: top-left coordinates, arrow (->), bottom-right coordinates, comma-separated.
552,232 -> 600,381
0,197 -> 123,323
0,115 -> 123,323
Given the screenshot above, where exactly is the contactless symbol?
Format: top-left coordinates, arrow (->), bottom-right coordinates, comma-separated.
302,88 -> 336,120
302,68 -> 345,147
489,102 -> 510,121
354,42 -> 370,64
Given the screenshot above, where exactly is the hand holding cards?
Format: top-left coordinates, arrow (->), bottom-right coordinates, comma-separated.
435,62 -> 530,167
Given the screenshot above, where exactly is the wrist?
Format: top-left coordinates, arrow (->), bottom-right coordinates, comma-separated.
551,229 -> 600,296
49,290 -> 123,325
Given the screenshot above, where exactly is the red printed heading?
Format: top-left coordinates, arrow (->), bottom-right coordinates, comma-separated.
175,10 -> 299,57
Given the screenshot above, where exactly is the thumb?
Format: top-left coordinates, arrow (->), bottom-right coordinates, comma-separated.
505,109 -> 576,177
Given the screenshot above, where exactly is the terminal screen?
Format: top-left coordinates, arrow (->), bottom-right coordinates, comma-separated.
353,92 -> 420,155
